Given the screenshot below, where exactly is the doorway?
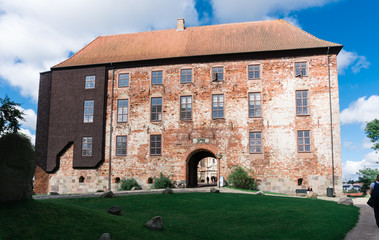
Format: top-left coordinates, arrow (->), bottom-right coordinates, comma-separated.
186,149 -> 217,188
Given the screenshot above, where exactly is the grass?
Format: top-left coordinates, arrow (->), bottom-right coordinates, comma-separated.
224,186 -> 288,195
0,193 -> 358,240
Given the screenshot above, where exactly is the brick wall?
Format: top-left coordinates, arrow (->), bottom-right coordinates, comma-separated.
39,53 -> 342,195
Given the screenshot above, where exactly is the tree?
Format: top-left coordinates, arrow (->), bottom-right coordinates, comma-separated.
365,119 -> 379,150
357,167 -> 379,193
0,95 -> 24,135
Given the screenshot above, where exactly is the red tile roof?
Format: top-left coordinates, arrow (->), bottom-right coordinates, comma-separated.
53,19 -> 342,68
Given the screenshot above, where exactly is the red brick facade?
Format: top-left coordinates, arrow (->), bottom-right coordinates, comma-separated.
36,53 -> 342,195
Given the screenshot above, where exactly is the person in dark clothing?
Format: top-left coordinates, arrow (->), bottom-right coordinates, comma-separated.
206,176 -> 209,185
369,174 -> 379,228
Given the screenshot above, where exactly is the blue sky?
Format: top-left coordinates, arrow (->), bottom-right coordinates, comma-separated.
0,0 -> 378,180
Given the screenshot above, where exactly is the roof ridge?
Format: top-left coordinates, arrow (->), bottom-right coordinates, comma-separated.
52,36 -> 102,68
96,19 -> 281,39
279,19 -> 341,46
52,19 -> 342,69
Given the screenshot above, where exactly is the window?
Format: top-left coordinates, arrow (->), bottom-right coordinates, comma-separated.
296,90 -> 309,115
118,73 -> 129,87
248,65 -> 260,79
180,96 -> 192,120
249,132 -> 262,153
212,67 -> 224,81
79,176 -> 85,183
85,75 -> 95,89
248,93 -> 261,117
212,94 -> 224,119
181,69 -> 192,83
83,100 -> 94,123
117,99 -> 128,122
116,136 -> 127,156
298,130 -> 311,152
151,97 -> 162,121
82,137 -> 92,156
295,62 -> 307,77
298,178 -> 303,186
150,135 -> 162,156
152,70 -> 163,85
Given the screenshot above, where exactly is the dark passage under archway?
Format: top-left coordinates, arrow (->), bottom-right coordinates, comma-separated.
186,149 -> 216,188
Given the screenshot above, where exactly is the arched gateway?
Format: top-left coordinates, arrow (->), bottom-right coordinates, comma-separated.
186,149 -> 217,188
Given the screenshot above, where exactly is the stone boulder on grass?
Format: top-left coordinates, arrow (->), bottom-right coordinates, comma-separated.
337,197 -> 354,206
145,216 -> 163,230
306,192 -> 318,199
0,133 -> 35,202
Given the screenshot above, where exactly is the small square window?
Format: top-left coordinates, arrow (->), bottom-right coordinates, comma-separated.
85,76 -> 95,89
118,73 -> 129,87
212,67 -> 224,82
248,65 -> 260,79
152,71 -> 163,85
181,69 -> 192,83
295,62 -> 307,77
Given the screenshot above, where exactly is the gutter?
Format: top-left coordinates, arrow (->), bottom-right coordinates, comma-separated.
327,47 -> 336,195
108,65 -> 115,191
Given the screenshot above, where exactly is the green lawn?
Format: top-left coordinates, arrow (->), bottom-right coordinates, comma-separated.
0,193 -> 358,240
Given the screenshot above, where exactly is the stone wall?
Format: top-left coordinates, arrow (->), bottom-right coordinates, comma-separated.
38,53 -> 342,195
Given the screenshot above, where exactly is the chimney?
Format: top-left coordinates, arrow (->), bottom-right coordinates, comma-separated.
176,18 -> 185,31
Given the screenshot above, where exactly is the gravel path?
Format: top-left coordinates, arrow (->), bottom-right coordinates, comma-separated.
344,197 -> 379,240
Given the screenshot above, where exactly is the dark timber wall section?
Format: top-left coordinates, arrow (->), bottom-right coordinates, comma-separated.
35,71 -> 52,170
40,66 -> 107,172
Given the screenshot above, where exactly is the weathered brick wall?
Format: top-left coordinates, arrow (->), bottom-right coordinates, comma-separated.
42,53 -> 342,195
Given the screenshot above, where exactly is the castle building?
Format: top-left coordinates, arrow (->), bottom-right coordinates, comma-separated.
35,19 -> 343,195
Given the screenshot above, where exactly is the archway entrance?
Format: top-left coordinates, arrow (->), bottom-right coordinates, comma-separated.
186,149 -> 217,188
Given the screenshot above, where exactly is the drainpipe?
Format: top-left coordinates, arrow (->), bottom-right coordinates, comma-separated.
327,47 -> 336,195
108,65 -> 115,191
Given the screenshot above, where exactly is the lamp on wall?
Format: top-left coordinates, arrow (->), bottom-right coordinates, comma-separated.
216,153 -> 222,188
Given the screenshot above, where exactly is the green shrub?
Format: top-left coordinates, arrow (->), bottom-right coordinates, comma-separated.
228,166 -> 257,190
348,188 -> 358,193
119,178 -> 139,191
153,173 -> 174,189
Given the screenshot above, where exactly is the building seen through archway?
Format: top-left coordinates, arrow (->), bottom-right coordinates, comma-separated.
197,157 -> 218,186
186,149 -> 218,187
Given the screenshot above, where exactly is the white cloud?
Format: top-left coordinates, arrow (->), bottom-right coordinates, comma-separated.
19,128 -> 35,145
343,151 -> 379,180
0,0 -> 199,101
211,0 -> 338,24
282,16 -> 301,28
340,95 -> 379,125
352,56 -> 370,73
16,106 -> 37,131
363,137 -> 374,149
337,49 -> 370,74
343,140 -> 356,151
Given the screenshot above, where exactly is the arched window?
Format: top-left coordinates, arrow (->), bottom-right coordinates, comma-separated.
298,178 -> 303,186
147,177 -> 153,184
115,177 -> 121,183
79,176 -> 85,183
